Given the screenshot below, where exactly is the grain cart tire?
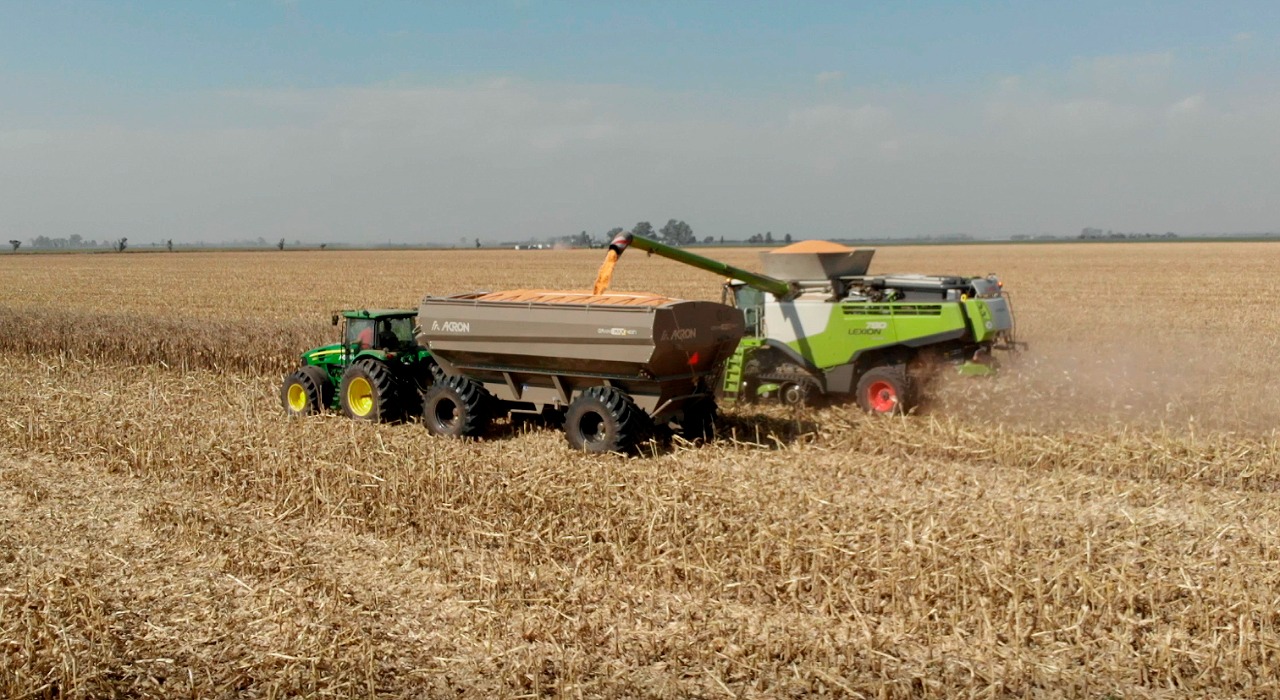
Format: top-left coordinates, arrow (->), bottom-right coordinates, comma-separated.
855,365 -> 918,416
564,386 -> 650,453
280,365 -> 331,416
339,359 -> 401,422
422,376 -> 491,438
678,397 -> 718,442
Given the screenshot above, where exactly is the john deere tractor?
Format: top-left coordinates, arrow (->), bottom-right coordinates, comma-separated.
607,232 -> 1023,415
280,309 -> 437,421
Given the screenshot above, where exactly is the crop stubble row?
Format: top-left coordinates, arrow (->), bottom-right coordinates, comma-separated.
2,242 -> 1280,697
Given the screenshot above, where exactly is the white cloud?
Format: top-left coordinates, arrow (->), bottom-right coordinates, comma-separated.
2,54 -> 1279,243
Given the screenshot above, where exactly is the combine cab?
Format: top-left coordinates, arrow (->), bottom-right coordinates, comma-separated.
280,309 -> 436,421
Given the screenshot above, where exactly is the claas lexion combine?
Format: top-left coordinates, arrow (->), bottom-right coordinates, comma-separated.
280,233 -> 1021,451
606,232 -> 1022,414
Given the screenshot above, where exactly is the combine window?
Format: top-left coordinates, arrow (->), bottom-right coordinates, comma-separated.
732,285 -> 765,336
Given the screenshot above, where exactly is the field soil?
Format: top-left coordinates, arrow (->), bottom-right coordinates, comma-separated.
3,242 -> 1280,698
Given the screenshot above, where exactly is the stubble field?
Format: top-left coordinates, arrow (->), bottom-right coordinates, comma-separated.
3,242 -> 1280,698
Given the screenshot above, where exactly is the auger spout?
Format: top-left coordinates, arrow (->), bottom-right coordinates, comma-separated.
608,231 -> 796,299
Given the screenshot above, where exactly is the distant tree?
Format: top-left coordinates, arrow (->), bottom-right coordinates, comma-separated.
784,233 -> 792,244
257,237 -> 267,247
658,219 -> 695,245
764,231 -> 774,244
69,234 -> 83,247
277,238 -> 285,251
702,235 -> 714,244
475,238 -> 481,248
166,239 -> 174,252
8,240 -> 19,251
320,243 -> 327,251
115,237 -> 128,252
632,221 -> 654,240
720,235 -> 725,245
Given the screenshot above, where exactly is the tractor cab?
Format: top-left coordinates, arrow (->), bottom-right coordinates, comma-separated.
334,309 -> 419,355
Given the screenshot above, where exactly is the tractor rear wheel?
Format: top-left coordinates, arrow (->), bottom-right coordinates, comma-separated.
280,365 -> 331,416
855,365 -> 918,416
422,376 -> 491,438
678,397 -> 718,442
339,359 -> 401,422
564,386 -> 650,453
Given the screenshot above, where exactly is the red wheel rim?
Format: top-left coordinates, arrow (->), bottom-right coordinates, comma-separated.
866,381 -> 897,413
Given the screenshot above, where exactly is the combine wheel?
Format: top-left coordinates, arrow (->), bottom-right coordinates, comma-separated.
678,397 -> 718,443
855,365 -> 918,416
422,376 -> 492,438
564,386 -> 650,454
778,381 -> 812,407
339,359 -> 401,422
280,366 -> 331,416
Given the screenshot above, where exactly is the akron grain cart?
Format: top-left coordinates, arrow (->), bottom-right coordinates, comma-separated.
417,290 -> 744,453
606,232 -> 1022,414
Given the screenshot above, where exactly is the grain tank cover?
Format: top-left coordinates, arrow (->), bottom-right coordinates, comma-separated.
762,240 -> 875,281
418,290 -> 745,381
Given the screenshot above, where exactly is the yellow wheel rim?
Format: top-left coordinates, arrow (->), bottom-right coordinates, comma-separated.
348,376 -> 374,416
287,383 -> 308,412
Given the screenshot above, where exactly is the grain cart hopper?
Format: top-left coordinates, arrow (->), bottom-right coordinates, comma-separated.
280,309 -> 437,421
607,232 -> 1021,414
417,290 -> 744,453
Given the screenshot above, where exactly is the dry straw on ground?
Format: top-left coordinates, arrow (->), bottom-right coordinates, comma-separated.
3,242 -> 1280,698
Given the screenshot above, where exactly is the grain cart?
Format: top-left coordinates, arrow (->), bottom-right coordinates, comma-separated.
280,309 -> 437,421
416,290 -> 744,453
607,232 -> 1022,414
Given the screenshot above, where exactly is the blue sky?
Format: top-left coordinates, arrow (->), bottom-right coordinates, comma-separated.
1,1 -> 1277,243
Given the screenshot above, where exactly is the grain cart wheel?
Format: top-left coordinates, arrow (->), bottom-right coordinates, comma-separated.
339,359 -> 401,422
280,365 -> 331,416
855,365 -> 918,416
678,397 -> 718,442
564,386 -> 650,454
422,376 -> 491,438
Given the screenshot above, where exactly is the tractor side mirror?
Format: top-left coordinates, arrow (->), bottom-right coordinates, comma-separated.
331,314 -> 339,326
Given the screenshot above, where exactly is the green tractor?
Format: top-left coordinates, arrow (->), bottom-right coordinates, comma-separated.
280,309 -> 437,421
607,232 -> 1024,415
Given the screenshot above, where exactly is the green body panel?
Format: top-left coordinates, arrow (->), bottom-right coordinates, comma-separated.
793,301 -> 972,368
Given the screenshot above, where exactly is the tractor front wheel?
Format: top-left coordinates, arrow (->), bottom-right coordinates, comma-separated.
339,359 -> 401,422
564,386 -> 650,454
422,376 -> 491,438
280,365 -> 331,416
855,365 -> 918,416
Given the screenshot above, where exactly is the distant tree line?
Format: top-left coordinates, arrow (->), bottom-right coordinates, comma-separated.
1078,227 -> 1178,240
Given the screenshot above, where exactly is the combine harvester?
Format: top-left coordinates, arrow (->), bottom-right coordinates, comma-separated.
605,232 -> 1022,414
